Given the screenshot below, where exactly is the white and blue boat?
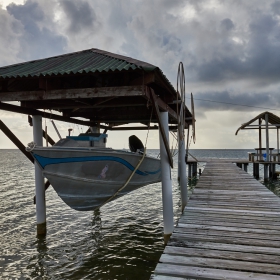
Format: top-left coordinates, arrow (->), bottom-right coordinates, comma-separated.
28,133 -> 161,211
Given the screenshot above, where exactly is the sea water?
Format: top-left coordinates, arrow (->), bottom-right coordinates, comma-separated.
0,149 -> 280,279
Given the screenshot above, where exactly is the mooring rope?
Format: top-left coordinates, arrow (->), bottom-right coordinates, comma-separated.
98,147 -> 147,209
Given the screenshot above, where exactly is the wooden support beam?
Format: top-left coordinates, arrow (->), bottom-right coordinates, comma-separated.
144,87 -> 179,123
0,118 -> 51,199
0,101 -> 110,129
109,125 -> 178,131
148,87 -> 173,168
0,119 -> 34,163
0,85 -> 144,102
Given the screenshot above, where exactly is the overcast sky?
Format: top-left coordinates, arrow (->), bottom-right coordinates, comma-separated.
1,0 -> 280,149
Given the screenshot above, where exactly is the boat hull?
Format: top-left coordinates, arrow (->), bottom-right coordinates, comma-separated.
31,148 -> 161,211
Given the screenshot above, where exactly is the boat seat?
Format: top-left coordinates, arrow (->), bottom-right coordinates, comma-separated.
129,135 -> 144,153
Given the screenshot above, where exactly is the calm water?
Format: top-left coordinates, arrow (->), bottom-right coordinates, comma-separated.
1,149 -> 280,279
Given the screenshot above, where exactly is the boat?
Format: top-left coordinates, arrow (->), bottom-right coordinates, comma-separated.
27,133 -> 161,211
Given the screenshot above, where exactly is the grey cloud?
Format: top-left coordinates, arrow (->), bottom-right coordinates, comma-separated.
6,0 -> 67,61
7,1 -> 44,22
59,0 -> 100,34
271,1 -> 280,15
220,18 -> 234,31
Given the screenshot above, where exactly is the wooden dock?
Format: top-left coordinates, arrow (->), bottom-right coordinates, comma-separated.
152,160 -> 280,279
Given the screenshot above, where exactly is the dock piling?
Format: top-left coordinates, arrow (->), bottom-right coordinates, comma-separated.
159,112 -> 174,244
33,115 -> 46,236
188,163 -> 192,179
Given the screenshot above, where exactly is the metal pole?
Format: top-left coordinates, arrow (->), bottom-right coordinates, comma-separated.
159,112 -> 174,244
33,115 -> 46,236
178,127 -> 188,212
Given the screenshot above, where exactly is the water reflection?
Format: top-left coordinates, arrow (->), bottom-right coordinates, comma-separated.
27,236 -> 48,279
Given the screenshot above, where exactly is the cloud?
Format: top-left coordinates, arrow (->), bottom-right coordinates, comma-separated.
1,0 -> 280,148
58,0 -> 101,34
6,0 -> 67,61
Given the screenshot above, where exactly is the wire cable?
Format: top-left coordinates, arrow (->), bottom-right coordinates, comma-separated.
186,97 -> 280,112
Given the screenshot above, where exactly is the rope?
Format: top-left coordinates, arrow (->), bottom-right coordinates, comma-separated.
144,107 -> 153,148
98,107 -> 153,209
98,148 -> 147,209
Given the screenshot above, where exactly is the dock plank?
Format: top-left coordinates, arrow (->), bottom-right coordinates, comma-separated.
152,160 -> 280,279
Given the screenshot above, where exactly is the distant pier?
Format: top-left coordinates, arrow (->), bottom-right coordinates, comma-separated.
152,159 -> 280,279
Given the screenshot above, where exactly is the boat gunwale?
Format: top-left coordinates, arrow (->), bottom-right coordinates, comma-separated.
31,146 -> 160,161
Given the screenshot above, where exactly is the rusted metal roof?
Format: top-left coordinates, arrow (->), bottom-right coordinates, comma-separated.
0,48 -> 158,78
235,111 -> 280,135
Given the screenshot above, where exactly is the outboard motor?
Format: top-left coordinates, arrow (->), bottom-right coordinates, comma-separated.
129,135 -> 144,153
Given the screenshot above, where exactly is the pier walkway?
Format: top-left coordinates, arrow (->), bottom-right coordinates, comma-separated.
152,160 -> 280,279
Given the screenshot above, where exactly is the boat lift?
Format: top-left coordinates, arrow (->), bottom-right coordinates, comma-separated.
0,48 -> 194,243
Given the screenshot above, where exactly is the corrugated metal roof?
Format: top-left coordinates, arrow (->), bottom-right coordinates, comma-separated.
235,111 -> 280,135
0,48 -> 158,79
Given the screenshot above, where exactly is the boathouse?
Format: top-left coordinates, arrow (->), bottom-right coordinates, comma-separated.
0,48 -> 193,239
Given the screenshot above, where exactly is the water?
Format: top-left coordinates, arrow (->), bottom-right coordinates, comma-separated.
1,149 -> 280,279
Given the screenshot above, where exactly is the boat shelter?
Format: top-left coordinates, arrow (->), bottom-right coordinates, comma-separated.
0,48 -> 192,165
0,48 -> 193,240
236,111 -> 280,179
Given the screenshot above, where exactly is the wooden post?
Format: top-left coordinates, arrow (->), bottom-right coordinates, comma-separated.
188,163 -> 192,179
33,115 -> 46,236
253,163 -> 259,179
193,162 -> 197,176
264,164 -> 269,181
159,111 -> 174,244
244,163 -> 248,172
269,163 -> 276,179
259,118 -> 262,161
265,113 -> 269,162
277,127 -> 279,155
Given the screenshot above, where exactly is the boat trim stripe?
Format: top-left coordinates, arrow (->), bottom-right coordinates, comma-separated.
33,154 -> 160,176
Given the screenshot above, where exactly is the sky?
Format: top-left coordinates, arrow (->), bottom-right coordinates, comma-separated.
1,0 -> 280,149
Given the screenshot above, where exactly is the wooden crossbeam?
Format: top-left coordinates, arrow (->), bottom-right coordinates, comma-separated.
148,87 -> 173,168
0,101 -> 110,129
0,85 -> 144,102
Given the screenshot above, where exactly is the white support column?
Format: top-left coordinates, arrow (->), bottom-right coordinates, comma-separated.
159,112 -> 174,244
33,115 -> 46,235
178,126 -> 188,213
177,130 -> 181,182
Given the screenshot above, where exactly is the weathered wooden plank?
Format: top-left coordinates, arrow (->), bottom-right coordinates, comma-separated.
185,206 -> 280,215
183,208 -> 280,217
180,215 -> 280,225
164,246 -> 280,264
167,239 -> 280,255
177,222 -> 280,234
0,85 -> 144,101
171,232 -> 280,247
174,227 -> 280,242
160,254 -> 280,274
154,263 -> 280,279
152,160 -> 280,279
151,276 -> 186,280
